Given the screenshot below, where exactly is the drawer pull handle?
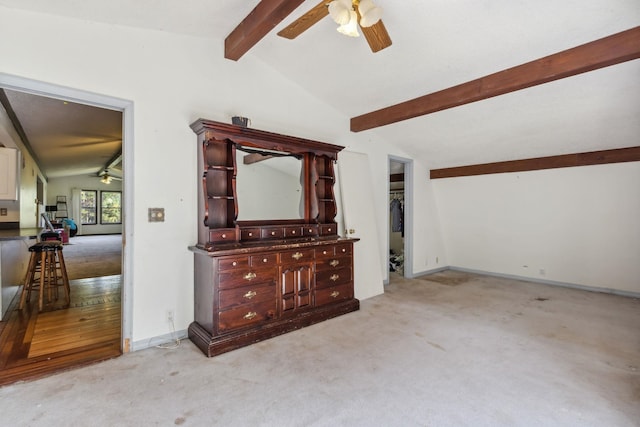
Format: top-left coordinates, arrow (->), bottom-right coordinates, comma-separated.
330,259 -> 340,267
330,291 -> 340,298
262,258 -> 268,263
292,252 -> 303,260
221,234 -> 227,239
243,311 -> 257,320
248,232 -> 253,237
330,274 -> 339,282
291,230 -> 296,234
232,261 -> 237,266
243,272 -> 257,281
271,231 -> 276,236
243,290 -> 257,300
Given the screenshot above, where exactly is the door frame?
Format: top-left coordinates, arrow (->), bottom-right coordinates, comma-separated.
388,155 -> 413,281
0,72 -> 134,351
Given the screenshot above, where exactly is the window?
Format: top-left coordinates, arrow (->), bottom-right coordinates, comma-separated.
80,190 -> 97,225
101,191 -> 122,224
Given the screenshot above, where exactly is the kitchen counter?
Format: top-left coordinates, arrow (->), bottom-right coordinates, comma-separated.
0,229 -> 40,318
0,228 -> 42,241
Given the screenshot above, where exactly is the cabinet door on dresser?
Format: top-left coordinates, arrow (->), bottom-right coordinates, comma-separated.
315,243 -> 354,306
279,249 -> 314,314
216,254 -> 277,332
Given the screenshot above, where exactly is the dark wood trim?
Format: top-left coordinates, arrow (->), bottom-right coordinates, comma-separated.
351,26 -> 640,132
430,147 -> 640,179
225,0 -> 305,61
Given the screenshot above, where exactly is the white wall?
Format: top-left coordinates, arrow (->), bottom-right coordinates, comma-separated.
47,175 -> 123,235
433,162 -> 640,294
0,6 -> 433,345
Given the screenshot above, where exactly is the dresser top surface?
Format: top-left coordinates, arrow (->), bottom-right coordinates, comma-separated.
189,237 -> 359,257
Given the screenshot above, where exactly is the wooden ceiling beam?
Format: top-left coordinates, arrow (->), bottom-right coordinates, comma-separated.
351,26 -> 640,132
430,146 -> 640,179
225,0 -> 305,61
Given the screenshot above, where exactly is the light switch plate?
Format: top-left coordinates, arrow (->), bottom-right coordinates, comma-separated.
148,207 -> 165,222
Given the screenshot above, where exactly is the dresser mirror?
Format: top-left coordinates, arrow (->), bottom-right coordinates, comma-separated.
235,146 -> 304,221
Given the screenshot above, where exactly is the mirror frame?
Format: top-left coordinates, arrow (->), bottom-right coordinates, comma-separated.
191,119 -> 344,248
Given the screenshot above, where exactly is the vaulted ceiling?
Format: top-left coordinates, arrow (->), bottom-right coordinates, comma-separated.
0,0 -> 638,171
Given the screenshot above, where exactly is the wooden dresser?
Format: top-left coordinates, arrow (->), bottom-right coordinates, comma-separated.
188,119 -> 359,357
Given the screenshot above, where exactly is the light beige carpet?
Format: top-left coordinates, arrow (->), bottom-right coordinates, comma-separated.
1,271 -> 639,426
61,235 -> 122,280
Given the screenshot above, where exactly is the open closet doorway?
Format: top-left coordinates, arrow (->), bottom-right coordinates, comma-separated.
388,156 -> 413,284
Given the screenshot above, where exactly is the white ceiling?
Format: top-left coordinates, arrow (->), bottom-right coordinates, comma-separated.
0,0 -> 638,171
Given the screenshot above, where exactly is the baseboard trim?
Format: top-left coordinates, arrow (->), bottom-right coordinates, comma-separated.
448,266 -> 640,299
408,266 -> 449,279
131,329 -> 188,352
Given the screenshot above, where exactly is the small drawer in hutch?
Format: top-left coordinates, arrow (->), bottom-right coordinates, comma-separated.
302,225 -> 318,237
241,228 -> 261,241
315,283 -> 353,306
261,227 -> 284,239
209,228 -> 237,243
319,224 -> 337,236
283,226 -> 303,238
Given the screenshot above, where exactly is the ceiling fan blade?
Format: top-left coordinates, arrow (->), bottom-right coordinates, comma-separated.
361,19 -> 392,53
277,0 -> 329,39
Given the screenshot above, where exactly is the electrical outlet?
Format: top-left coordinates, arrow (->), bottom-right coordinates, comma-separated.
166,310 -> 174,323
539,269 -> 546,276
0,208 -> 7,216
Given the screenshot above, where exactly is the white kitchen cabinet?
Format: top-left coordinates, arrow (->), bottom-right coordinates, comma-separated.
0,147 -> 20,200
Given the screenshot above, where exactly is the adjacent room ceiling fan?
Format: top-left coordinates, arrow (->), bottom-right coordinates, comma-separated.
277,0 -> 392,53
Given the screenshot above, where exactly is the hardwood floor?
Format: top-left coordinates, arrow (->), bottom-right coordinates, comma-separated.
0,275 -> 122,386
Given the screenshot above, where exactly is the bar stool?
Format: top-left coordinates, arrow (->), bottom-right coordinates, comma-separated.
18,241 -> 71,312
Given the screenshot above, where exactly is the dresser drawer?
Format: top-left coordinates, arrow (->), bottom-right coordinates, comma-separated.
219,283 -> 275,310
316,266 -> 352,288
280,248 -> 315,263
315,283 -> 353,306
218,256 -> 249,271
250,253 -> 278,267
316,242 -> 353,258
315,255 -> 351,272
218,268 -> 277,289
218,300 -> 276,331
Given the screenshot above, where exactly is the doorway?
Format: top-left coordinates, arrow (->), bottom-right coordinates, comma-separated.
0,73 -> 133,384
388,156 -> 413,284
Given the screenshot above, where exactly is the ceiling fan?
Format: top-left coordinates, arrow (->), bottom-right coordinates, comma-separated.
92,170 -> 122,184
277,0 -> 392,53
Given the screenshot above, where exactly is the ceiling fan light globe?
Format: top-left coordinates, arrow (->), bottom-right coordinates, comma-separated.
358,0 -> 383,28
328,0 -> 352,25
337,10 -> 360,37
